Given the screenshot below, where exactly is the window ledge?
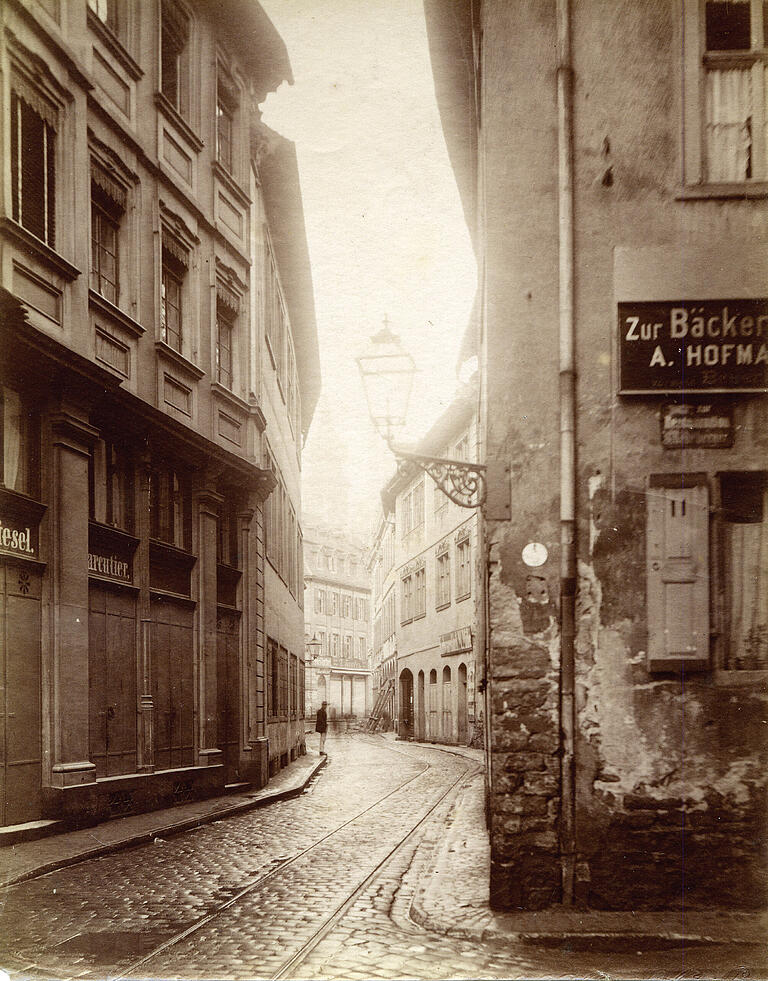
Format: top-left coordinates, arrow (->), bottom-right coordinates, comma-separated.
456,591 -> 472,603
436,601 -> 451,612
154,93 -> 204,153
87,7 -> 142,80
0,218 -> 80,282
155,340 -> 205,380
89,289 -> 145,337
211,381 -> 249,412
212,161 -> 251,208
713,669 -> 768,687
677,182 -> 768,201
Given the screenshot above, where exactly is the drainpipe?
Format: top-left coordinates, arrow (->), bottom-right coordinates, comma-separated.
556,0 -> 577,907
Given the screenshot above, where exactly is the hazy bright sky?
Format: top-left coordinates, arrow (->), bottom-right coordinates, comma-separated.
259,0 -> 476,538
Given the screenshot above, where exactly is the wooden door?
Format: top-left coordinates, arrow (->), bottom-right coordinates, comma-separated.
216,609 -> 240,785
89,585 -> 137,778
457,663 -> 468,744
151,598 -> 194,769
0,561 -> 42,826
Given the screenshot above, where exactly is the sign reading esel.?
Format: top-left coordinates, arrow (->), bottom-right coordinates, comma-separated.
618,299 -> 768,394
0,518 -> 36,556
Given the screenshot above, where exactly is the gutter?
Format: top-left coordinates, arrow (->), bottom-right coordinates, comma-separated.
556,0 -> 577,906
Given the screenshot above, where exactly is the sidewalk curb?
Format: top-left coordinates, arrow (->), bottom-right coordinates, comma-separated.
0,756 -> 327,890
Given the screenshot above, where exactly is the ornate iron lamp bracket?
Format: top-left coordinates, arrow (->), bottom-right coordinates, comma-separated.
393,448 -> 486,509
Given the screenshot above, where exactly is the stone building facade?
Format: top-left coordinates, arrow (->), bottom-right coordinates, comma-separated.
425,0 -> 768,911
370,392 -> 481,746
0,0 -> 319,831
303,522 -> 372,720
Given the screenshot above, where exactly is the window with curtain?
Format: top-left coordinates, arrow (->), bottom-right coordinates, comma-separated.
161,0 -> 190,118
0,386 -> 37,497
11,84 -> 56,247
720,472 -> 768,669
703,0 -> 768,182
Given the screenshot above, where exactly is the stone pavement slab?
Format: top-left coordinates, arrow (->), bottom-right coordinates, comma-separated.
0,751 -> 326,889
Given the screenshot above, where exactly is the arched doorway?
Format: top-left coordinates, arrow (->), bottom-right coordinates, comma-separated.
428,669 -> 438,740
457,662 -> 468,744
442,665 -> 453,743
416,670 -> 426,741
398,668 -> 414,739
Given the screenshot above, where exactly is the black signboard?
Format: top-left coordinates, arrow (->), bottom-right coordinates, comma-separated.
661,403 -> 734,449
618,299 -> 768,394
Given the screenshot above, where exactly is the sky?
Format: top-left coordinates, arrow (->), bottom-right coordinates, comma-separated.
258,0 -> 477,540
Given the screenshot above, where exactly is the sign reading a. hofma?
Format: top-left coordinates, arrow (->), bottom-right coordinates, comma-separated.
619,299 -> 768,393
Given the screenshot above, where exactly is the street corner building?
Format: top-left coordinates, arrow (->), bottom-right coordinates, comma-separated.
303,523 -> 372,723
0,0 -> 320,833
369,390 -> 482,748
424,0 -> 768,911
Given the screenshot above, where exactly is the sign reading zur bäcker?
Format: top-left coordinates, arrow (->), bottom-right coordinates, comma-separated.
618,299 -> 768,393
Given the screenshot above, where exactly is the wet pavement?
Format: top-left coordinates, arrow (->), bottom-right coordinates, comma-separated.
0,733 -> 765,980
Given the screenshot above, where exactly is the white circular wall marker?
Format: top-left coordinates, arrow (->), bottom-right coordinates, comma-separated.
522,542 -> 548,567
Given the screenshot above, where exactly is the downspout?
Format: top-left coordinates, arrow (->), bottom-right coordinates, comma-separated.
556,0 -> 577,906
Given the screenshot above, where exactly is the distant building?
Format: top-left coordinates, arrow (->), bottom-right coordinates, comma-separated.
370,390 -> 481,745
425,0 -> 768,912
303,523 -> 372,719
0,0 -> 319,829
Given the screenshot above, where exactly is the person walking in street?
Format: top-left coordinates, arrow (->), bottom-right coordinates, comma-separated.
316,701 -> 328,755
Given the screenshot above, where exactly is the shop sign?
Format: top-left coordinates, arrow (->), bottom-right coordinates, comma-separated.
619,299 -> 768,393
0,518 -> 36,557
661,403 -> 734,449
88,550 -> 132,583
440,626 -> 472,656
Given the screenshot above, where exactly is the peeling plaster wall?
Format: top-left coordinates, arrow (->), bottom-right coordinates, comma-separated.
482,0 -> 768,911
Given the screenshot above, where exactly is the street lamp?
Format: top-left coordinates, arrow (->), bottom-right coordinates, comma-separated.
306,634 -> 322,662
356,318 -> 486,509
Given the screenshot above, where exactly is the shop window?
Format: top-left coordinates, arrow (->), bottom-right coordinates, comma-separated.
646,476 -> 710,672
161,239 -> 187,352
436,547 -> 451,609
149,463 -> 190,550
10,85 -> 56,247
719,472 -> 768,669
89,439 -> 133,532
91,164 -> 126,305
0,386 -> 38,497
161,0 -> 190,119
684,0 -> 768,184
456,535 -> 472,600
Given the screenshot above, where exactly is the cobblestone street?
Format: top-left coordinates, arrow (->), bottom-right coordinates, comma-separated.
1,736 -> 765,980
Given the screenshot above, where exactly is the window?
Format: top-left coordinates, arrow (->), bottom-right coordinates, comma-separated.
343,635 -> 351,659
414,566 -> 426,618
264,238 -> 287,386
315,587 -> 325,614
267,638 -> 278,719
91,164 -> 126,305
216,497 -> 239,568
290,653 -> 298,717
401,573 -> 413,623
719,472 -> 768,669
0,386 -> 38,497
402,480 -> 425,536
436,548 -> 451,608
331,591 -> 338,615
90,439 -> 133,532
342,594 -> 351,618
357,636 -> 366,660
279,645 -> 289,715
161,238 -> 187,352
216,69 -> 236,172
10,84 -> 56,247
456,535 -> 472,599
331,633 -> 339,658
685,0 -> 768,184
318,630 -> 326,656
216,308 -> 234,389
298,657 -> 305,718
161,0 -> 190,118
88,0 -> 119,34
149,463 -> 190,549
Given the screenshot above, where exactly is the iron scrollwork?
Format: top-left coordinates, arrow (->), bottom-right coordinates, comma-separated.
395,451 -> 487,509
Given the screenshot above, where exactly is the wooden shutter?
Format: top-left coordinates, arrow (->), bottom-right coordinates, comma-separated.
647,476 -> 710,672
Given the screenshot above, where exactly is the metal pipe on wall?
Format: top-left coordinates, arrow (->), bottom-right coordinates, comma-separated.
556,0 -> 577,907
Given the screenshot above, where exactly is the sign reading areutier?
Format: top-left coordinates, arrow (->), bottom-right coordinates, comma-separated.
618,299 -> 768,394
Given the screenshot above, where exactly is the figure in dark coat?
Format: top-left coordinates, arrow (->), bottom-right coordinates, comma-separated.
315,701 -> 328,754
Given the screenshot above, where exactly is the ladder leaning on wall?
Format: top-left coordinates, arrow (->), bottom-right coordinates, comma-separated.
366,679 -> 395,732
